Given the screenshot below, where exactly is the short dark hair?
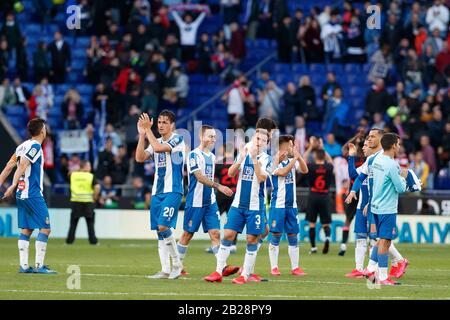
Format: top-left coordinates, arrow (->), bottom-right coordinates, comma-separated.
159,109 -> 176,123
370,128 -> 384,136
315,149 -> 326,161
278,134 -> 295,146
380,133 -> 400,151
27,118 -> 46,137
201,124 -> 214,135
80,160 -> 90,169
256,117 -> 278,132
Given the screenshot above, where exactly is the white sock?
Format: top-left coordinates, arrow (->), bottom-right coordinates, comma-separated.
367,260 -> 378,273
242,249 -> 258,279
216,244 -> 231,274
35,241 -> 47,268
288,245 -> 299,270
355,239 -> 367,271
164,235 -> 181,266
389,243 -> 403,266
158,240 -> 171,274
268,243 -> 279,270
379,267 -> 388,281
18,239 -> 30,269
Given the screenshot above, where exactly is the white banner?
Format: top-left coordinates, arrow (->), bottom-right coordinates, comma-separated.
59,130 -> 89,153
0,208 -> 449,244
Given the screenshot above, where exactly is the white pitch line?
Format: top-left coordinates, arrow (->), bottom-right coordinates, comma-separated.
1,289 -> 448,300
75,273 -> 449,289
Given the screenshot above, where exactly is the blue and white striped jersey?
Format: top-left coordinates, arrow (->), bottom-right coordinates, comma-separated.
186,148 -> 216,207
15,140 -> 44,199
231,152 -> 272,211
270,158 -> 299,208
145,133 -> 185,195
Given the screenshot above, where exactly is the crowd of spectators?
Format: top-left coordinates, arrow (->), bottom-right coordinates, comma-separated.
0,0 -> 449,207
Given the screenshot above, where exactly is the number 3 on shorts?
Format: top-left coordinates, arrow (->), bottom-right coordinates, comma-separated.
163,207 -> 175,218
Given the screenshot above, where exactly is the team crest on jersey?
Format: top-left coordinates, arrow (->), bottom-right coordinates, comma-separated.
242,166 -> 254,181
18,180 -> 26,190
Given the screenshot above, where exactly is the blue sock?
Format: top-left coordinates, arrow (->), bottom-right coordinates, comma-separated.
258,237 -> 264,245
159,229 -> 172,239
221,239 -> 233,247
287,235 -> 298,246
19,233 -> 30,241
270,234 -> 281,246
378,252 -> 388,268
36,233 -> 48,243
370,246 -> 378,263
247,243 -> 258,252
157,233 -> 164,240
177,244 -> 187,255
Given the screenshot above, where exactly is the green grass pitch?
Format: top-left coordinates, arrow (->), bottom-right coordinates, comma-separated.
0,239 -> 449,300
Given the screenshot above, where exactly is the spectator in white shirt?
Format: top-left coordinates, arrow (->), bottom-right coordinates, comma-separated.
426,0 -> 449,33
226,81 -> 245,129
320,13 -> 343,63
171,10 -> 206,61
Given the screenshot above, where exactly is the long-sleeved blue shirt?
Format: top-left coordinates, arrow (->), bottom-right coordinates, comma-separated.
370,153 -> 407,214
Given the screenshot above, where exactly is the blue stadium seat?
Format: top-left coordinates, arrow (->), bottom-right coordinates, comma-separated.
77,84 -> 94,96
3,105 -> 26,116
190,74 -> 206,84
7,115 -> 27,128
436,168 -> 450,189
344,64 -> 361,73
292,63 -> 308,73
326,64 -> 344,74
273,63 -> 291,73
309,64 -> 326,73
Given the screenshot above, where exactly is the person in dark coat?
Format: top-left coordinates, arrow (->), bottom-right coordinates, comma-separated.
48,31 -> 72,83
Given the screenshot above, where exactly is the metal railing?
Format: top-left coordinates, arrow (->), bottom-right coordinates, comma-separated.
177,52 -> 277,132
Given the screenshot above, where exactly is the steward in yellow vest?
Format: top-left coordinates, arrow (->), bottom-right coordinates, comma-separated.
66,161 -> 100,245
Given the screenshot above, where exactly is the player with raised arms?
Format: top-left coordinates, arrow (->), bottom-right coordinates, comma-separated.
204,128 -> 272,284
135,110 -> 185,280
268,135 -> 308,276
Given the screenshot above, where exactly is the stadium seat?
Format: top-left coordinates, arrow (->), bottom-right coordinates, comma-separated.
292,63 -> 309,73
3,105 -> 26,116
436,168 -> 450,189
309,64 -> 326,74
326,64 -> 344,74
344,64 -> 361,73
273,63 -> 291,73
